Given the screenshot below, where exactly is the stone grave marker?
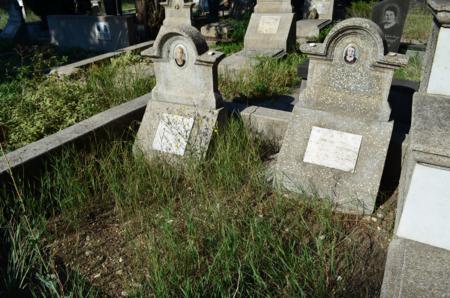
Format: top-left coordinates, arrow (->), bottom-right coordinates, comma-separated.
0,1 -> 25,40
297,0 -> 334,41
134,0 -> 225,162
381,1 -> 450,296
219,0 -> 295,74
372,0 -> 410,53
274,18 -> 407,215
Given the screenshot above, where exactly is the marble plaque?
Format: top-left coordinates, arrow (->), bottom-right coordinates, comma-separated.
427,28 -> 450,97
257,16 -> 281,34
303,126 -> 362,172
397,163 -> 450,251
152,113 -> 194,156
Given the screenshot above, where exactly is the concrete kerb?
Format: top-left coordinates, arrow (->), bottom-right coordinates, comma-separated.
50,40 -> 154,77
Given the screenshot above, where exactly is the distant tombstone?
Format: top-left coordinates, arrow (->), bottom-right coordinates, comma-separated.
219,0 -> 295,74
372,0 -> 410,53
134,0 -> 225,162
381,1 -> 450,296
297,0 -> 334,41
275,18 -> 407,215
0,2 -> 24,39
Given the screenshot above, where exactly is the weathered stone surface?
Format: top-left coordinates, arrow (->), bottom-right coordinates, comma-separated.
297,0 -> 334,41
302,0 -> 334,20
135,1 -> 225,162
427,27 -> 450,96
382,4 -> 450,295
275,18 -> 407,214
372,0 -> 410,52
381,238 -> 450,297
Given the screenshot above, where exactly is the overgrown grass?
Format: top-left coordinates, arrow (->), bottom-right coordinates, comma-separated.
394,53 -> 422,81
1,119 -> 386,296
220,53 -> 306,101
0,53 -> 155,154
0,8 -> 7,29
346,0 -> 377,18
402,7 -> 433,42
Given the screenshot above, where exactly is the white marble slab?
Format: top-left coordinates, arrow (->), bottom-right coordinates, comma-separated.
303,126 -> 362,172
427,28 -> 450,97
257,16 -> 281,34
397,163 -> 450,251
152,113 -> 194,156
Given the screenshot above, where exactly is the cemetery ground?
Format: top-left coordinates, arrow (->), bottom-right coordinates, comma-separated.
1,118 -> 396,296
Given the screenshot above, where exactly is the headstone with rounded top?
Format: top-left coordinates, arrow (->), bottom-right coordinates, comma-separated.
372,0 -> 410,53
381,1 -> 450,296
274,18 -> 407,215
134,0 -> 225,162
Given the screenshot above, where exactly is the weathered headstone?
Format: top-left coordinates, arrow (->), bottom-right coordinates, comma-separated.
381,1 -> 450,296
297,0 -> 334,41
0,2 -> 25,40
274,18 -> 407,214
134,0 -> 225,162
219,0 -> 295,74
372,0 -> 410,52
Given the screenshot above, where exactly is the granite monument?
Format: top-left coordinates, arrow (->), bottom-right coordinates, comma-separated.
275,18 -> 407,215
372,0 -> 410,52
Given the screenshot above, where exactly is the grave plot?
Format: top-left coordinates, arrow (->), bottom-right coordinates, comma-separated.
372,0 -> 410,52
134,0 -> 225,162
297,0 -> 334,42
275,18 -> 408,215
219,0 -> 296,74
382,1 -> 450,296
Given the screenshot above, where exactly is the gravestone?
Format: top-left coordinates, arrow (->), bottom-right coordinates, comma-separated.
372,0 -> 410,53
134,0 -> 225,162
297,0 -> 334,41
0,2 -> 25,40
381,1 -> 450,296
219,0 -> 295,74
274,18 -> 407,215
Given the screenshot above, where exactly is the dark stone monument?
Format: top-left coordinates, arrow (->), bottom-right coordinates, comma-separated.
372,0 -> 410,52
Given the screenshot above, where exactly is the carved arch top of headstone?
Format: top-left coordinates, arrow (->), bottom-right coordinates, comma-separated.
142,25 -> 224,109
299,18 -> 408,122
254,0 -> 293,14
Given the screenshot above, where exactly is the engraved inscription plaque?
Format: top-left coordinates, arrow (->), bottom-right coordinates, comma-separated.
257,16 -> 281,34
152,113 -> 195,156
427,28 -> 450,96
397,163 -> 450,251
303,127 -> 362,172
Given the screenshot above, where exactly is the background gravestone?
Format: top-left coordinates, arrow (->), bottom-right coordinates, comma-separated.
372,0 -> 410,53
134,0 -> 225,162
219,0 -> 295,74
297,0 -> 334,42
0,2 -> 25,39
275,18 -> 407,215
381,1 -> 450,296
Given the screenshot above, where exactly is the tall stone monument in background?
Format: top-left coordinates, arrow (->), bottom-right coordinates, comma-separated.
372,0 -> 410,52
134,0 -> 225,162
381,1 -> 450,296
219,0 -> 295,73
275,18 -> 407,215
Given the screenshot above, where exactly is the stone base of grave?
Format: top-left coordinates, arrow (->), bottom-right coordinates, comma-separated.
381,237 -> 450,297
296,19 -> 331,42
244,12 -> 296,53
134,100 -> 226,163
218,49 -> 286,76
274,107 -> 393,215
